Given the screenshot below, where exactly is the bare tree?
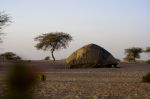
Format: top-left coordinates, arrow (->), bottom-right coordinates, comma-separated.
35,32 -> 72,61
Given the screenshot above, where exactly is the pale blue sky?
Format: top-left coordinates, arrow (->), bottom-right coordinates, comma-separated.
0,0 -> 150,60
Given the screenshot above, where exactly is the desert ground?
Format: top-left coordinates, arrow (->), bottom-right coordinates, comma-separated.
0,60 -> 150,99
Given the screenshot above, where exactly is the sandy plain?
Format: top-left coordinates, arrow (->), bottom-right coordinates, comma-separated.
0,60 -> 150,99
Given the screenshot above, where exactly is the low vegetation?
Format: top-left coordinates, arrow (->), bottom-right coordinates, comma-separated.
5,63 -> 38,99
40,74 -> 46,81
145,60 -> 150,64
142,72 -> 150,83
44,56 -> 50,60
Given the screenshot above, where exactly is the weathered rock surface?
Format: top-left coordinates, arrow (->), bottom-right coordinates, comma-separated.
66,43 -> 118,68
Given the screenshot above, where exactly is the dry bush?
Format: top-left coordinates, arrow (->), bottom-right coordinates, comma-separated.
142,72 -> 150,83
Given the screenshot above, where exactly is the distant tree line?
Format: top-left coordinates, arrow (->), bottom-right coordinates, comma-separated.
0,11 -> 150,63
124,47 -> 150,62
0,52 -> 21,61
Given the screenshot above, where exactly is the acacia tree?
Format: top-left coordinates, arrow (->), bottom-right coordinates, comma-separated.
0,52 -> 21,61
124,47 -> 143,62
35,32 -> 72,61
0,11 -> 10,43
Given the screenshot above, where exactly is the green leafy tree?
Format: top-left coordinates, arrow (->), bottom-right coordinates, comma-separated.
124,47 -> 143,62
35,32 -> 72,61
0,11 -> 10,43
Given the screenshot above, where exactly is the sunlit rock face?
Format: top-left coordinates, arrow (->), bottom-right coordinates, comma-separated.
66,43 -> 118,68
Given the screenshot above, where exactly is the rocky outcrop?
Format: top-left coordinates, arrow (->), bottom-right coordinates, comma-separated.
66,43 -> 118,68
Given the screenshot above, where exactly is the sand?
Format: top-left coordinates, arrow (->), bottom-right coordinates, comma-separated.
0,60 -> 150,99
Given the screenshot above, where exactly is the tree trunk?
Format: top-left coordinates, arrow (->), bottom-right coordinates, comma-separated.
51,50 -> 55,61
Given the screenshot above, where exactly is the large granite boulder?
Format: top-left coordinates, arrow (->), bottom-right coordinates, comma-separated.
66,43 -> 118,68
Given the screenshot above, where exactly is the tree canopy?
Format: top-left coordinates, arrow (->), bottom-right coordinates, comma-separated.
124,47 -> 143,62
0,52 -> 21,61
35,32 -> 72,61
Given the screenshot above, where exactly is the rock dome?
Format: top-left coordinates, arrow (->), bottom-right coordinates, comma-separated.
66,43 -> 118,68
